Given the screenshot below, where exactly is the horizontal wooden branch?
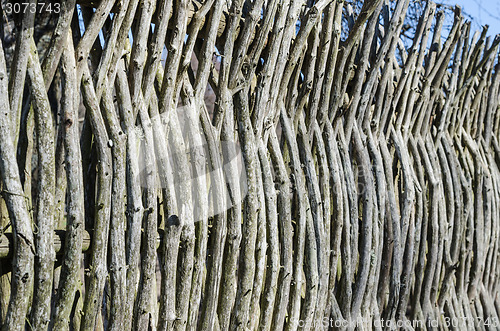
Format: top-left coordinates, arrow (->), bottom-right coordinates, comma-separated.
0,229 -> 163,259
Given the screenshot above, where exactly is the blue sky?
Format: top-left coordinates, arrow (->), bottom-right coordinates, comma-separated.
443,0 -> 500,36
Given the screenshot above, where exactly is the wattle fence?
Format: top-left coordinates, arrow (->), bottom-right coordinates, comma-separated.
0,0 -> 500,329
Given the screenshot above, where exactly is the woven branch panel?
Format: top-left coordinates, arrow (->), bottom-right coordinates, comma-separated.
0,0 -> 500,330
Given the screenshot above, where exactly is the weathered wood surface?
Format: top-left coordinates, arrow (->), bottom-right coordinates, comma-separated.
1,0 -> 500,329
0,230 -> 166,258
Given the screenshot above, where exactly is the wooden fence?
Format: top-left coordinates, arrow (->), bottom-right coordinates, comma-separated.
0,0 -> 500,329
